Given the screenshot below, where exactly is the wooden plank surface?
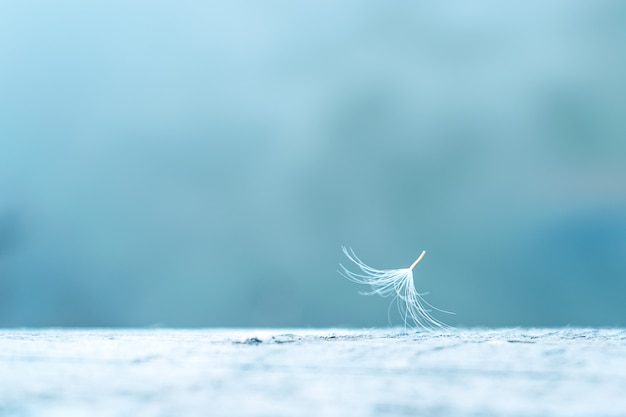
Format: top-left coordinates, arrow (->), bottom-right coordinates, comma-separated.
1,328 -> 625,417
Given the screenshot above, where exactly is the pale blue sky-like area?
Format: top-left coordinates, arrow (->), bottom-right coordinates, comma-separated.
1,0 -> 625,327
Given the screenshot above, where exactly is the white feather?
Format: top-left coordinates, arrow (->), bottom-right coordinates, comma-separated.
339,246 -> 453,331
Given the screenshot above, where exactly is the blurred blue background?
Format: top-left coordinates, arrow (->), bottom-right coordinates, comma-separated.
1,1 -> 625,328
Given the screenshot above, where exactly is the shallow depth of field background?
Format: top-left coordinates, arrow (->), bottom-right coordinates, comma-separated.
1,1 -> 625,328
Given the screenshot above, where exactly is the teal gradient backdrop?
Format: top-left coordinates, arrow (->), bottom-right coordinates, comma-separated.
1,1 -> 625,327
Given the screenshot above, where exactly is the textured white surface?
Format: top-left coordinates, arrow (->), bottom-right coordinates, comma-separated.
1,328 -> 625,417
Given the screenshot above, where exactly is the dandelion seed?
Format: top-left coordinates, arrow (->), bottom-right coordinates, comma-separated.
339,246 -> 453,331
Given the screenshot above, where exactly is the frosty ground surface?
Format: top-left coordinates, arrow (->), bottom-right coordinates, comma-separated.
0,328 -> 625,417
